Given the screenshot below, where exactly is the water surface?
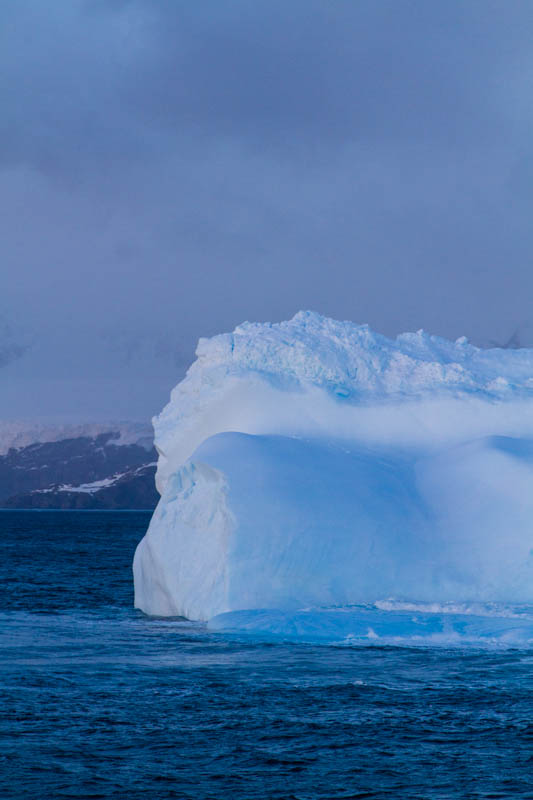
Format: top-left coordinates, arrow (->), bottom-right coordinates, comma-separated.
1,511 -> 532,799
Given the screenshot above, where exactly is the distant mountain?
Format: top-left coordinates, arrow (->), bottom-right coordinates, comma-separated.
0,421 -> 154,455
0,423 -> 158,509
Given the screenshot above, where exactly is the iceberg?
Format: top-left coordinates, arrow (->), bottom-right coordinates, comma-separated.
133,312 -> 533,635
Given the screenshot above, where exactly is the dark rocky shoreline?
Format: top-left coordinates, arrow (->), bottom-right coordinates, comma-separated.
0,432 -> 158,510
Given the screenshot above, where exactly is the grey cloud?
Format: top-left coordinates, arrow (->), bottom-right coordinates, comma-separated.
0,1 -> 152,177
129,1 -> 492,148
0,342 -> 28,369
0,321 -> 30,368
100,326 -> 194,370
3,1 -> 532,176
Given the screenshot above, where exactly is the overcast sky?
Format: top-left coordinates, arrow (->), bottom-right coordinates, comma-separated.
2,0 -> 533,421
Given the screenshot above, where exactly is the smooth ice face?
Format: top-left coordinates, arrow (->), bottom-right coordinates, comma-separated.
134,312 -> 533,622
134,431 -> 533,620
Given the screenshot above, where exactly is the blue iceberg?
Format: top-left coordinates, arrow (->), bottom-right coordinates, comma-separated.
133,312 -> 533,643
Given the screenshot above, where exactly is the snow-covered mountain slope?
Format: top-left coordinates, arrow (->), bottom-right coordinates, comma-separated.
133,312 -> 533,626
0,425 -> 158,509
0,421 -> 153,455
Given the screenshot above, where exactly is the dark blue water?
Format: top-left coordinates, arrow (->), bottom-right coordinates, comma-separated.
1,511 -> 532,799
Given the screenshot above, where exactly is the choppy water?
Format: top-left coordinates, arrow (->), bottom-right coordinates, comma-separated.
1,511 -> 532,799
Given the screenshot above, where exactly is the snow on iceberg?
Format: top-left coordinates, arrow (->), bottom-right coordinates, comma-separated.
133,312 -> 533,628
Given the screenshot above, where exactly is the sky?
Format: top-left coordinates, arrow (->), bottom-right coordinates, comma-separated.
2,0 -> 533,421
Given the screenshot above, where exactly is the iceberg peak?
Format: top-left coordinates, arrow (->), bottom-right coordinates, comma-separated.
152,313 -> 533,492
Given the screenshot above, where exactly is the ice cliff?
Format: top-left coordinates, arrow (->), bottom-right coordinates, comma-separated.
133,312 -> 533,629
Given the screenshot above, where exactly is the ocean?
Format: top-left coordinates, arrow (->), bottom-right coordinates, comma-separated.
1,510 -> 532,799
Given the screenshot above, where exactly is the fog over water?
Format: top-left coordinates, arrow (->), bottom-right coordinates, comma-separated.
2,1 -> 533,420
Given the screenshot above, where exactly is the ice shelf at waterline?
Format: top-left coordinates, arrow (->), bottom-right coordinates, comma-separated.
133,311 -> 533,623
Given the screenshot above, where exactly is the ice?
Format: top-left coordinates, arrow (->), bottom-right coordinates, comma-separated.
133,312 -> 533,625
208,605 -> 533,647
